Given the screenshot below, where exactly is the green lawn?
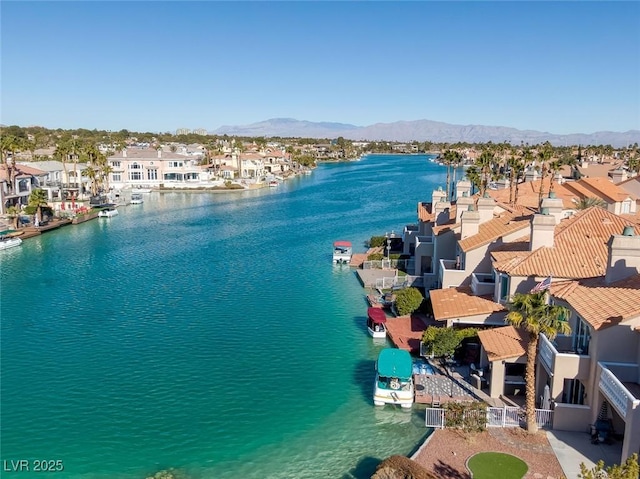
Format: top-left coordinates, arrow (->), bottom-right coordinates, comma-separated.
467,452 -> 528,479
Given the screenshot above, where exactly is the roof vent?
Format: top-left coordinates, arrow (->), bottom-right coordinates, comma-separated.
548,191 -> 557,199
468,205 -> 475,212
541,207 -> 550,215
622,225 -> 635,236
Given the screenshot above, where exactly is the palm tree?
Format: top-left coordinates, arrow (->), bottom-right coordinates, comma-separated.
507,155 -> 524,205
443,149 -> 455,201
548,160 -> 563,193
476,149 -> 495,196
28,188 -> 49,224
536,142 -> 554,207
450,150 -> 462,200
575,197 -> 607,210
54,142 -> 70,203
507,291 -> 570,434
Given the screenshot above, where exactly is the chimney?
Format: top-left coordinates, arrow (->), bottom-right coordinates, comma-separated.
525,168 -> 539,183
455,180 -> 472,200
157,149 -> 162,158
530,212 -> 556,250
434,198 -> 451,226
456,196 -> 475,223
477,195 -> 496,224
610,169 -> 628,184
122,149 -> 127,158
431,187 -> 446,206
605,226 -> 640,284
460,206 -> 480,239
540,192 -> 564,224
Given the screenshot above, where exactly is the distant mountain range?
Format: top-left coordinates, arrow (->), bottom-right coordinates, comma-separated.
213,118 -> 640,148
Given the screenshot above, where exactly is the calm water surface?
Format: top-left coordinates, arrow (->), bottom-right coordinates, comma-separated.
1,155 -> 445,479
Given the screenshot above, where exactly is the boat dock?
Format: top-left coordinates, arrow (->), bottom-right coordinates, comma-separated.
385,313 -> 434,354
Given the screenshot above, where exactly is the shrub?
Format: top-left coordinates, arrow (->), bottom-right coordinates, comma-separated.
369,236 -> 387,248
422,326 -> 478,358
368,253 -> 384,261
443,401 -> 487,432
394,287 -> 424,316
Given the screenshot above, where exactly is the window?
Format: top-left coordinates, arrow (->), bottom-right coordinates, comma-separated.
622,201 -> 631,214
129,172 -> 142,180
112,174 -> 121,182
18,179 -> 30,192
130,162 -> 141,170
111,161 -> 121,167
500,275 -> 510,301
169,161 -> 184,168
563,379 -> 585,405
573,316 -> 591,354
147,170 -> 157,180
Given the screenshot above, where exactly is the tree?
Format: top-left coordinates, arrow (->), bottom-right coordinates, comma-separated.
394,287 -> 424,316
575,197 -> 606,210
421,326 -> 478,358
579,453 -> 639,479
506,291 -> 570,433
28,188 -> 49,223
536,142 -> 554,207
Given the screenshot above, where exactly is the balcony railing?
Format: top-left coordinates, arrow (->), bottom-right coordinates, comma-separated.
599,362 -> 640,420
471,273 -> 495,296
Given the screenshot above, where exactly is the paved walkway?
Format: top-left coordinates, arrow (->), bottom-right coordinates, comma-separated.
546,430 -> 623,479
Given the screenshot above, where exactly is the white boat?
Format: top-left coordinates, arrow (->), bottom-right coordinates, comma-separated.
268,180 -> 279,188
373,348 -> 414,408
0,236 -> 23,250
130,193 -> 144,204
98,207 -> 119,218
332,240 -> 352,264
367,307 -> 387,339
133,187 -> 152,193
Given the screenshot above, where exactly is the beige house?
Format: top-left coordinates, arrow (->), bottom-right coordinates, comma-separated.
0,163 -> 48,214
564,177 -> 637,215
107,148 -> 207,189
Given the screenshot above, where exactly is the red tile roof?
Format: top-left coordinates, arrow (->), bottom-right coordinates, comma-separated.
493,207 -> 640,279
551,275 -> 640,330
478,326 -> 528,361
430,287 -> 505,321
458,211 -> 533,253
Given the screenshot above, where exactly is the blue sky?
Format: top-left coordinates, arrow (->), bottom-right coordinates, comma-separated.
1,1 -> 639,135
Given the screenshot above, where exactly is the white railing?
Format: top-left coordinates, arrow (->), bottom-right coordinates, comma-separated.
599,364 -> 639,419
539,333 -> 556,373
535,409 -> 554,429
425,406 -> 552,430
374,276 -> 424,289
363,259 -> 411,270
486,406 -> 521,427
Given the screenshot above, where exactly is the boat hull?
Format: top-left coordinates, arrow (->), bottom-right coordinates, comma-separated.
368,326 -> 387,339
0,238 -> 23,250
373,381 -> 414,408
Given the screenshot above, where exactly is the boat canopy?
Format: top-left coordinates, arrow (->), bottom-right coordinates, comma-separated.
367,307 -> 387,324
377,348 -> 412,380
333,240 -> 352,248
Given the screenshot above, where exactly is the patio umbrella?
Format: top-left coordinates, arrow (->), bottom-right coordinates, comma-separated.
542,384 -> 551,410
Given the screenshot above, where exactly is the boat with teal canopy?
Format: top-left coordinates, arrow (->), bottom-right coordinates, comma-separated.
373,348 -> 414,408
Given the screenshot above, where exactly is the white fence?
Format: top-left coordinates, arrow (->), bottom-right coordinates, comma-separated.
424,406 -> 553,430
375,276 -> 424,290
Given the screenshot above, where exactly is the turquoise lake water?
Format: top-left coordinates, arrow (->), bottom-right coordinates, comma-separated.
1,155 -> 447,479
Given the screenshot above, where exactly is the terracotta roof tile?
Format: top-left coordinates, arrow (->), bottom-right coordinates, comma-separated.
487,179 -> 578,209
0,163 -> 47,181
580,177 -> 636,202
551,274 -> 640,330
430,287 -> 505,321
494,207 -> 639,279
458,212 -> 533,253
478,326 -> 528,361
